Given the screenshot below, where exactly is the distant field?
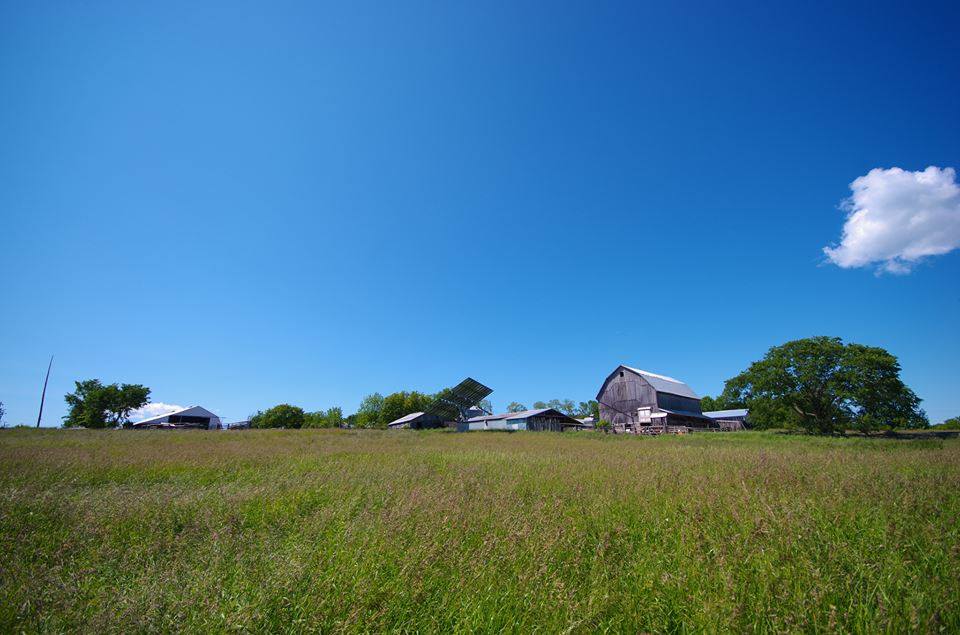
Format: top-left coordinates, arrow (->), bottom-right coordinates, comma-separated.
1,429 -> 958,633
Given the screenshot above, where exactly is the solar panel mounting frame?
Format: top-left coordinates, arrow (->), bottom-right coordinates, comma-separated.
425,377 -> 493,422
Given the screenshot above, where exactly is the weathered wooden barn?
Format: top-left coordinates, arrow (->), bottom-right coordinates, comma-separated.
459,408 -> 582,432
596,366 -> 717,433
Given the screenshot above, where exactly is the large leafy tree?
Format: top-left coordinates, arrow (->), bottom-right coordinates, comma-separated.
63,379 -> 150,428
354,393 -> 385,428
720,336 -> 926,433
250,404 -> 306,429
506,402 -> 527,413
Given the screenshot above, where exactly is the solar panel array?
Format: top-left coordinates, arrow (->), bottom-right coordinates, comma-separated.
425,377 -> 493,421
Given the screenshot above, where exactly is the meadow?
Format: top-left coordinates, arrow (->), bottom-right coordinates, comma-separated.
1,429 -> 958,633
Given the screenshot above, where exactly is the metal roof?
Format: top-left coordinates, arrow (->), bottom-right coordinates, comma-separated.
131,405 -> 218,426
467,408 -> 579,423
623,366 -> 700,399
658,407 -> 714,421
387,411 -> 427,426
702,409 -> 749,419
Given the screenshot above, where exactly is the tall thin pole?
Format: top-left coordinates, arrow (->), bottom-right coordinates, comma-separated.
36,356 -> 53,428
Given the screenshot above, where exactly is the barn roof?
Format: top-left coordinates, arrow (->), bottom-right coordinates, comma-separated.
621,366 -> 700,399
131,405 -> 218,426
387,411 -> 427,426
703,408 -> 749,419
467,408 -> 580,423
658,407 -> 714,421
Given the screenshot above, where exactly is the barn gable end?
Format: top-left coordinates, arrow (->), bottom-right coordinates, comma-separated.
596,366 -> 714,433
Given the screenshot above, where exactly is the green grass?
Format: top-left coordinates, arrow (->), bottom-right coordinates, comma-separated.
1,429 -> 958,633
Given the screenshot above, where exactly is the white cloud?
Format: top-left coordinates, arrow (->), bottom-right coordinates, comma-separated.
824,166 -> 960,274
130,402 -> 184,422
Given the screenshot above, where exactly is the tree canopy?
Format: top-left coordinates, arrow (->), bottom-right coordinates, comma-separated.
699,395 -> 744,413
251,404 -> 305,429
719,336 -> 926,433
63,379 -> 150,428
934,416 -> 960,430
530,399 -> 597,418
303,407 -> 344,428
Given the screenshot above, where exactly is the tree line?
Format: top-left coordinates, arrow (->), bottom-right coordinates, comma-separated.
43,335 -> 942,434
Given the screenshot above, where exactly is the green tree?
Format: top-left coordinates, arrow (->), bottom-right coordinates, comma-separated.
532,399 -> 578,415
303,411 -> 323,428
506,402 -> 527,413
324,406 -> 344,428
720,336 -> 927,434
0,400 -> 4,426
700,395 -> 743,412
303,407 -> 344,428
380,391 -> 433,427
250,404 -> 305,429
63,379 -> 150,429
934,416 -> 960,430
576,400 -> 599,418
354,393 -> 385,429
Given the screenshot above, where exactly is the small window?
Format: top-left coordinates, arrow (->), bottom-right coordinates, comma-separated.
619,371 -> 624,377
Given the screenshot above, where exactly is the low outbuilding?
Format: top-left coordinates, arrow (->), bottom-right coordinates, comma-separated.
131,406 -> 221,430
387,411 -> 444,429
459,408 -> 582,432
702,408 -> 749,430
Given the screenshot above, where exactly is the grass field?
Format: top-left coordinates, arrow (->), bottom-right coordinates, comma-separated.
1,429 -> 958,633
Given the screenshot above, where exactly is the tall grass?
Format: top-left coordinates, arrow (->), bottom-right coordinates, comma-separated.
1,429 -> 957,632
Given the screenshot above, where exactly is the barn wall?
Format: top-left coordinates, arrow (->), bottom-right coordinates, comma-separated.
656,393 -> 702,414
524,415 -> 569,432
597,370 -> 658,431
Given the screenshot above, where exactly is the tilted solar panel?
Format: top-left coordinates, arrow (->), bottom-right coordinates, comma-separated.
425,377 -> 493,421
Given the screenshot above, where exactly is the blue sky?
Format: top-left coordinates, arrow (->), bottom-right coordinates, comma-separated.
1,0 -> 958,426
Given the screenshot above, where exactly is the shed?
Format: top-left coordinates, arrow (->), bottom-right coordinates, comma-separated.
387,411 -> 443,429
459,408 -> 582,432
131,405 -> 221,430
703,408 -> 749,430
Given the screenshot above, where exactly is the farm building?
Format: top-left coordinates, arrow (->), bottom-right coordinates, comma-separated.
459,408 -> 582,432
576,416 -> 597,429
131,406 -> 221,430
703,408 -> 749,430
387,411 -> 444,429
596,366 -> 717,433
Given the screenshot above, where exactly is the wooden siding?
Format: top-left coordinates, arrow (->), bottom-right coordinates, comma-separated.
523,413 -> 576,432
597,368 -> 659,433
597,367 -> 712,433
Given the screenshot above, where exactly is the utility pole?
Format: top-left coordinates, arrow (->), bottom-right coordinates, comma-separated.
36,355 -> 53,428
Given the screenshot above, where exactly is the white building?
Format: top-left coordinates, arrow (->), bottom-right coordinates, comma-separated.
131,405 -> 221,430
